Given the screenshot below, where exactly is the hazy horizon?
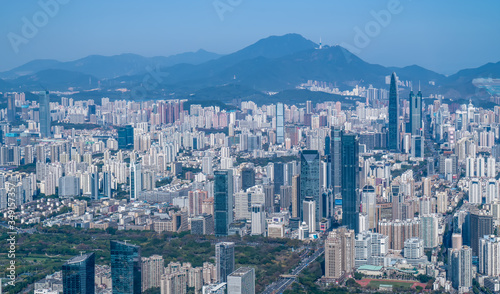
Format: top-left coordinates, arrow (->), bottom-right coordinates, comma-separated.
1,0 -> 500,75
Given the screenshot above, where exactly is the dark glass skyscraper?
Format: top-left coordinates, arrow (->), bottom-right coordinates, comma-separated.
118,125 -> 134,149
330,127 -> 343,196
62,252 -> 95,294
388,72 -> 399,152
110,241 -> 141,294
469,212 -> 493,256
273,162 -> 284,194
215,242 -> 235,283
409,89 -> 423,135
341,134 -> 359,233
300,150 -> 320,226
276,102 -> 284,144
241,167 -> 255,191
409,88 -> 424,158
39,91 -> 51,138
214,170 -> 233,236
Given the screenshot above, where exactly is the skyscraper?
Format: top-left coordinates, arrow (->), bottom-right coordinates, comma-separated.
39,91 -> 51,138
388,72 -> 399,152
330,127 -> 343,196
342,134 -> 359,233
303,197 -> 316,232
103,171 -> 112,198
325,227 -> 355,279
118,125 -> 134,149
214,170 -> 234,236
291,175 -> 300,218
241,167 -> 255,191
90,172 -> 99,200
479,235 -> 500,277
141,255 -> 164,292
227,267 -> 255,294
300,150 -> 320,226
409,88 -> 424,158
130,162 -> 142,201
449,246 -> 472,291
251,204 -> 265,236
470,211 -> 493,256
273,163 -> 284,194
276,102 -> 284,144
110,240 -> 141,294
7,95 -> 15,122
215,242 -> 235,283
409,88 -> 423,136
62,252 -> 95,294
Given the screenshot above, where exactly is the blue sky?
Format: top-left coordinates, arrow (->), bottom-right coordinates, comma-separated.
0,0 -> 499,74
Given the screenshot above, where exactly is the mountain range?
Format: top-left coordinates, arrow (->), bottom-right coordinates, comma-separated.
1,34 -> 499,101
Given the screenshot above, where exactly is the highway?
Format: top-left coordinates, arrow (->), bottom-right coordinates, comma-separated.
261,247 -> 325,294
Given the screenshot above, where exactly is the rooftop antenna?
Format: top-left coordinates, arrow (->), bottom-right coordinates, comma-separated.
418,81 -> 421,91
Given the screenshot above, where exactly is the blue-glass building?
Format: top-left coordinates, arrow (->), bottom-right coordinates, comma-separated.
39,91 -> 51,138
388,72 -> 399,152
214,170 -> 233,236
110,241 -> 141,294
341,134 -> 360,233
62,252 -> 95,294
300,150 -> 320,226
118,125 -> 134,149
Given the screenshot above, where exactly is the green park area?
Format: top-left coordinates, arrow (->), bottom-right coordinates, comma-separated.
0,226 -> 302,293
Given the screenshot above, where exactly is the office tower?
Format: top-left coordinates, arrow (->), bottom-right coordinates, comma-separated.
90,172 -> 99,200
7,95 -> 15,122
215,242 -> 235,283
39,91 -> 51,138
411,135 -> 424,158
300,150 -> 320,225
118,125 -> 134,149
214,170 -> 233,236
420,214 -> 439,248
388,72 -> 399,152
470,211 -> 493,256
103,171 -> 112,198
325,227 -> 355,279
276,102 -> 284,144
449,246 -> 472,291
241,167 -> 255,191
361,185 -> 376,230
342,134 -> 360,233
303,198 -> 316,232
130,162 -> 142,201
227,267 -> 255,294
110,240 -> 141,294
251,204 -> 265,236
452,233 -> 463,250
330,127 -> 343,195
141,255 -> 164,292
409,88 -> 423,136
59,176 -> 81,198
291,175 -> 300,218
479,235 -> 500,276
273,162 -> 284,194
62,252 -> 95,294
